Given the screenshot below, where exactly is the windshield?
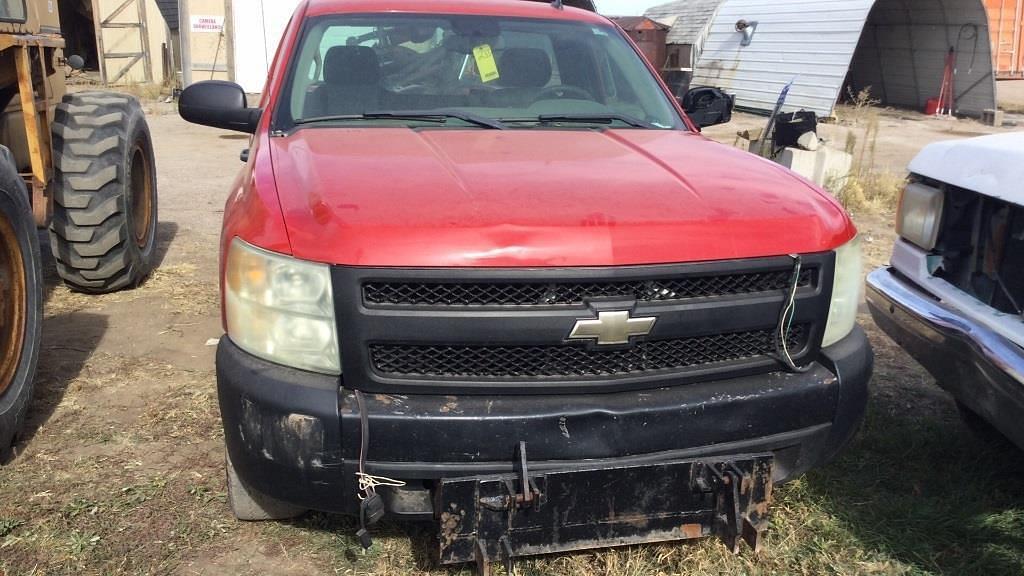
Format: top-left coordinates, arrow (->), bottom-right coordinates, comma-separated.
0,0 -> 26,22
278,14 -> 683,130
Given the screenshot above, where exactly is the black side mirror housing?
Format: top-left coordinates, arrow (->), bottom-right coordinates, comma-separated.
682,86 -> 735,129
179,81 -> 262,134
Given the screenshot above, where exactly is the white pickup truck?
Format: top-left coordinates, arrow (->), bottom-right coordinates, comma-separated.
868,132 -> 1024,447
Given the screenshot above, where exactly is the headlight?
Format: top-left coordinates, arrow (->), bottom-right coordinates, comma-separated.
822,236 -> 863,348
225,238 -> 340,375
897,182 -> 944,251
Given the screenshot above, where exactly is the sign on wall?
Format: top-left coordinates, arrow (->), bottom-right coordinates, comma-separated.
191,15 -> 225,33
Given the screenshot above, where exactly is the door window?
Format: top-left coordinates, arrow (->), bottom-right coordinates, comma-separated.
0,0 -> 27,22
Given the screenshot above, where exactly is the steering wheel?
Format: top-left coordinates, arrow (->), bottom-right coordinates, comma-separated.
534,85 -> 594,102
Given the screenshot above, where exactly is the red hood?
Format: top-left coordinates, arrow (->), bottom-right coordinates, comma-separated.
269,128 -> 855,267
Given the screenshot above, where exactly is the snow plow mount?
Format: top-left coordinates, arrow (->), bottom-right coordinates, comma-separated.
437,447 -> 773,575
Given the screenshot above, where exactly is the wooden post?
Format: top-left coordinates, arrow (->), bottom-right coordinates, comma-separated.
224,0 -> 235,82
90,0 -> 108,84
180,0 -> 193,87
137,0 -> 154,83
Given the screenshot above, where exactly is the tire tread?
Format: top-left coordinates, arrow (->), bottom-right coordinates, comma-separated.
49,92 -> 158,293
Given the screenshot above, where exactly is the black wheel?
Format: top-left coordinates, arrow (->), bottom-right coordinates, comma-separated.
0,146 -> 43,460
49,92 -> 158,293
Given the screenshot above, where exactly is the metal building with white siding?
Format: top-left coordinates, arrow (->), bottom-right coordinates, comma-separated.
690,0 -> 997,117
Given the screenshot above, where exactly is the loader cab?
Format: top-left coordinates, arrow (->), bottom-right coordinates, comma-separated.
0,0 -> 60,33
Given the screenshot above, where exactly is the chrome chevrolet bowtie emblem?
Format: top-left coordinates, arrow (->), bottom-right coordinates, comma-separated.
568,311 -> 657,346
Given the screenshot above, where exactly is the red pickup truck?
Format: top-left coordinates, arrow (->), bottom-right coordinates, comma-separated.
179,0 -> 872,571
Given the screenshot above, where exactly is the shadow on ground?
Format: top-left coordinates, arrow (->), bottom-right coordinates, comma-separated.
806,396 -> 1024,575
152,221 -> 178,271
12,311 -> 108,450
13,220 -> 178,452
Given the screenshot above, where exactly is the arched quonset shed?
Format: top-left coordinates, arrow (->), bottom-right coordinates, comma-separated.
691,0 -> 997,117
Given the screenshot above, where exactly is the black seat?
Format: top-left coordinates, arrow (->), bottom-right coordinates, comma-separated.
551,39 -> 601,101
304,46 -> 382,118
492,48 -> 552,108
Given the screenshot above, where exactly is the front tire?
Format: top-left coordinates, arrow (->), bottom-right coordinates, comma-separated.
49,92 -> 158,293
0,146 -> 43,460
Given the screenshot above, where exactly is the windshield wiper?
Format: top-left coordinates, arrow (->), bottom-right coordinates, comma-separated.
510,113 -> 656,129
296,109 -> 506,130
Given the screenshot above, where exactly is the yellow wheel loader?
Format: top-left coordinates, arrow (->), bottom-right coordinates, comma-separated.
1,0 -> 159,456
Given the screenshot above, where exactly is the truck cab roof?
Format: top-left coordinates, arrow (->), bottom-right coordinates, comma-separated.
305,0 -> 602,20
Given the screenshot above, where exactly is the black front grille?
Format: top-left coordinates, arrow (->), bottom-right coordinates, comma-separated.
363,269 -> 814,307
335,255 -> 833,393
370,325 -> 807,380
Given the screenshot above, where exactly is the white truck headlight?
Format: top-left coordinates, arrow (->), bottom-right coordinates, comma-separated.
896,182 -> 944,251
822,236 -> 863,348
225,238 -> 340,375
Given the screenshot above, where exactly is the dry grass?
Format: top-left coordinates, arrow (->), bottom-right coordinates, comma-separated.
0,355 -> 228,576
836,88 -> 883,129
145,263 -> 220,317
828,89 -> 904,215
42,263 -> 217,318
831,171 -> 904,215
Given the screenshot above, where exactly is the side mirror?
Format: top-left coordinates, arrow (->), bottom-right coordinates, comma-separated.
682,86 -> 735,129
179,81 -> 262,134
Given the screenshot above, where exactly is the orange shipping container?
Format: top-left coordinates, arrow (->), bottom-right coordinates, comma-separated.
987,0 -> 1024,78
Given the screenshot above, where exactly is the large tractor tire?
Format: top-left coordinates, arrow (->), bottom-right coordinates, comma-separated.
49,92 -> 158,294
0,146 -> 42,460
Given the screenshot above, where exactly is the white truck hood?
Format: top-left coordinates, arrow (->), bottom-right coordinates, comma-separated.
908,132 -> 1024,204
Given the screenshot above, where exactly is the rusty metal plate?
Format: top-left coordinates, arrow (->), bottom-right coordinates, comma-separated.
438,454 -> 773,570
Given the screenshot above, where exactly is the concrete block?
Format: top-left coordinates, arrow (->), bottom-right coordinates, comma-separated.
982,109 -> 1005,127
775,146 -> 854,188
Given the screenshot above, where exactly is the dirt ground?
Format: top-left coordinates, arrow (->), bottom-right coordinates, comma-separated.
1,103 -> 1024,576
999,79 -> 1024,112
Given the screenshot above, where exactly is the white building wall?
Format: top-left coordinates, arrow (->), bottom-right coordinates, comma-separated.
232,0 -> 303,93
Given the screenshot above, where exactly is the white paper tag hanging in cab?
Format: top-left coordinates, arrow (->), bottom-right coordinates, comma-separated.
473,44 -> 500,83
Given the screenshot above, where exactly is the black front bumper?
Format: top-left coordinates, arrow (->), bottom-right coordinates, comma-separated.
217,326 -> 872,517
